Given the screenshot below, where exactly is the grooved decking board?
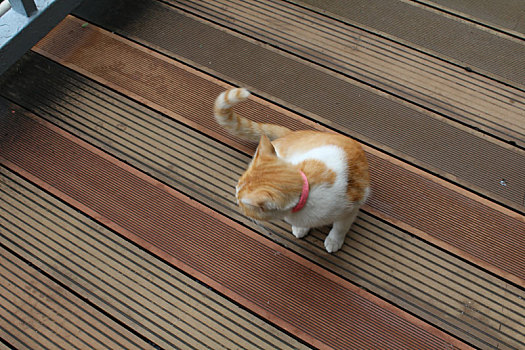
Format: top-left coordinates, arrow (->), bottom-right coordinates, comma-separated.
72,0 -> 525,210
24,20 -> 525,286
0,168 -> 309,350
0,102 -> 469,349
417,0 -> 525,36
173,0 -> 525,148
2,55 -> 523,349
293,0 -> 525,87
0,247 -> 154,350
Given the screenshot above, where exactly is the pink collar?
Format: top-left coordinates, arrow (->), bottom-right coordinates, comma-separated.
292,171 -> 309,213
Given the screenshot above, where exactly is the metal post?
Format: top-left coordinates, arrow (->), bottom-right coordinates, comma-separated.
0,1 -> 12,17
9,0 -> 37,16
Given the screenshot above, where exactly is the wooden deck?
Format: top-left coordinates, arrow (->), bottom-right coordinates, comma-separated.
0,0 -> 523,349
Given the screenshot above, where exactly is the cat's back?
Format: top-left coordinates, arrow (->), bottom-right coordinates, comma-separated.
273,130 -> 370,202
273,130 -> 365,163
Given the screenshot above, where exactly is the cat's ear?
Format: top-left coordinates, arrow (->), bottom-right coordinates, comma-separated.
255,134 -> 277,158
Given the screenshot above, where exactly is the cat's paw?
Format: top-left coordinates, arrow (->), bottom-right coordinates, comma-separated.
324,236 -> 344,253
292,226 -> 310,239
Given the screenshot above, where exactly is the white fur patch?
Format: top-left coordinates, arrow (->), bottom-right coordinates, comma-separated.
240,198 -> 253,206
215,88 -> 251,109
280,145 -> 351,228
236,88 -> 251,100
362,186 -> 371,204
215,92 -> 230,109
285,145 -> 347,174
235,184 -> 241,203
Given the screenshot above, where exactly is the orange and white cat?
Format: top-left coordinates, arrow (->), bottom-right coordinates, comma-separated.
215,88 -> 370,253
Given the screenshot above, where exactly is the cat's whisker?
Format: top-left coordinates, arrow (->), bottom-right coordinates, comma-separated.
249,218 -> 272,236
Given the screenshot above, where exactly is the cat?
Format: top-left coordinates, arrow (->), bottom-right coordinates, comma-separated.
214,88 -> 370,253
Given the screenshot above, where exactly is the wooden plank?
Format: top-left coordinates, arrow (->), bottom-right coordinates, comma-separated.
0,340 -> 14,350
21,18 -> 525,286
0,101 -> 469,349
174,0 -> 525,148
0,168 -> 308,350
2,55 -> 523,349
0,248 -> 153,350
416,0 -> 525,37
292,0 -> 525,87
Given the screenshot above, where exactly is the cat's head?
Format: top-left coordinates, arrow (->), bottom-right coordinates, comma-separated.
236,135 -> 303,221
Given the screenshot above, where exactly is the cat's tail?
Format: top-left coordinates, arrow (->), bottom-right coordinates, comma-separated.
214,88 -> 291,142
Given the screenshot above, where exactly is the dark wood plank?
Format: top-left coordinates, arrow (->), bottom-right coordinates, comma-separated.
294,0 -> 525,86
416,0 -> 525,37
173,0 -> 524,148
0,247 -> 154,350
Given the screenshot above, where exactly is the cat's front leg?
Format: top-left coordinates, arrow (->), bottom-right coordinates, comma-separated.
292,226 -> 310,238
324,207 -> 360,253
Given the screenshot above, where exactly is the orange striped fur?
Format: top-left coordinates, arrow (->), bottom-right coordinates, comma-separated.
215,88 -> 370,253
214,88 -> 290,141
